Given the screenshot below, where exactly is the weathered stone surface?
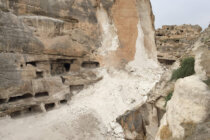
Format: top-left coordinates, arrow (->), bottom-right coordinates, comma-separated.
156,25 -> 202,65
155,25 -> 210,140
98,0 -> 157,67
148,61 -> 180,103
0,52 -> 101,117
0,0 -> 160,139
0,11 -> 44,54
156,76 -> 210,140
195,26 -> 210,79
0,0 -> 105,117
117,103 -> 159,140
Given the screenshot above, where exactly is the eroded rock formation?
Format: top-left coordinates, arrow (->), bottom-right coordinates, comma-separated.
0,0 -> 104,117
117,25 -> 210,140
156,25 -> 202,65
0,0 -> 161,139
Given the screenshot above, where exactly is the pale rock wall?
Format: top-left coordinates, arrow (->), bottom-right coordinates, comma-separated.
0,0 -> 158,118
97,0 -> 157,68
156,76 -> 210,140
156,25 -> 202,65
155,25 -> 210,140
0,0 -> 160,140
0,0 -> 104,117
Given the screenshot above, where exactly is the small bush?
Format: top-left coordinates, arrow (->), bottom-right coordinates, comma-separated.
164,91 -> 173,107
171,57 -> 195,81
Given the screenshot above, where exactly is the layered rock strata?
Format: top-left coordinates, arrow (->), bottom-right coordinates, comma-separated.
117,25 -> 210,140
0,0 -> 160,139
156,25 -> 202,65
0,0 -> 103,117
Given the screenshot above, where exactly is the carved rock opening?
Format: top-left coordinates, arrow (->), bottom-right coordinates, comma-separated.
45,103 -> 55,111
64,63 -> 70,71
10,105 -> 42,118
24,105 -> 42,115
8,93 -> 33,102
81,61 -> 100,68
0,98 -> 7,104
10,110 -> 21,118
50,59 -> 74,75
70,85 -> 84,95
36,71 -> 44,78
60,99 -> 67,105
158,58 -> 176,65
35,92 -> 49,98
26,61 -> 36,67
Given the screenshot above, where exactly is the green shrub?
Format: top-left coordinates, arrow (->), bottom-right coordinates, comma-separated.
164,91 -> 173,107
171,57 -> 195,81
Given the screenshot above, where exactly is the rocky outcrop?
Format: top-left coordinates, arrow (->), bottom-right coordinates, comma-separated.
155,25 -> 210,140
117,103 -> 159,140
0,0 -> 161,139
116,61 -> 179,140
156,25 -> 202,66
117,25 -> 210,140
0,0 -> 103,118
0,0 -> 157,118
156,76 -> 210,140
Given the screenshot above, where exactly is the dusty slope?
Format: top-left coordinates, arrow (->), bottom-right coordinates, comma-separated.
0,67 -> 162,140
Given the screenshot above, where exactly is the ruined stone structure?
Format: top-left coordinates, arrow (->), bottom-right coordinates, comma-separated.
156,25 -> 202,65
1,0 -> 208,139
0,0 -> 157,118
0,0 -> 161,139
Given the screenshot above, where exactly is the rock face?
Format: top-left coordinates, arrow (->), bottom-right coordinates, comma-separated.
0,0 -> 156,118
117,25 -> 210,140
156,25 -> 202,65
155,25 -> 210,140
117,103 -> 159,140
0,0 -> 160,139
0,0 -> 103,117
156,76 -> 210,140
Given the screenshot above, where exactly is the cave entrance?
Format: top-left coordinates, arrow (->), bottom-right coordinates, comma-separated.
70,85 -> 84,95
35,92 -> 49,98
50,59 -> 74,75
36,71 -> 43,78
0,98 -> 7,104
45,103 -> 55,111
81,61 -> 100,69
64,63 -> 70,72
158,58 -> 176,65
8,93 -> 33,102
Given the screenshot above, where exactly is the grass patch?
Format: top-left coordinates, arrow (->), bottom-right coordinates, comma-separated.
164,91 -> 173,107
171,57 -> 195,81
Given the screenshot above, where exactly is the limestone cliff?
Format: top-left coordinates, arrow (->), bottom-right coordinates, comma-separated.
156,25 -> 202,65
117,25 -> 210,140
0,0 -> 161,139
155,25 -> 210,140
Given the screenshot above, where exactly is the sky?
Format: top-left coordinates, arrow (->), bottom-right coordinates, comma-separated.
150,0 -> 210,29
